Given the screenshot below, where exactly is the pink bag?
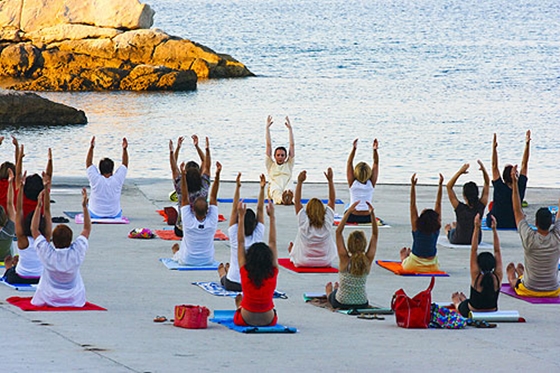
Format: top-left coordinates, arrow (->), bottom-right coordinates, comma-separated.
173,305 -> 210,329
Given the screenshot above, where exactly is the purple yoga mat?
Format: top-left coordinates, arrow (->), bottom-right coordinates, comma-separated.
500,284 -> 560,304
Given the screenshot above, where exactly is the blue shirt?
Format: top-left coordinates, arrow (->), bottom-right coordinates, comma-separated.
412,230 -> 439,257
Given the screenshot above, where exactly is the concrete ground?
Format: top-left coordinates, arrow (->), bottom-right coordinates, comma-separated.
1,177 -> 559,372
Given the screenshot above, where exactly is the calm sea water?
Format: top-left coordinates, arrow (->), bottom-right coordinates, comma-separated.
4,0 -> 559,187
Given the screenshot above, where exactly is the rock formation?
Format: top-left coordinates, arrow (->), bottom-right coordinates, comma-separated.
0,91 -> 87,125
0,0 -> 254,91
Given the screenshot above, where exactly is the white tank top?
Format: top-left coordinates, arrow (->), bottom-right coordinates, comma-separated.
16,236 -> 43,277
349,179 -> 374,211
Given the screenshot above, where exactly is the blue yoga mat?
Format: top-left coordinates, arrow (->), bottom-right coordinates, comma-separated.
217,198 -> 344,204
159,258 -> 220,271
0,278 -> 37,291
210,310 -> 297,333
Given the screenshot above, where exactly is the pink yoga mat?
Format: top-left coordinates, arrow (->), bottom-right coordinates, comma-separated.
278,258 -> 338,273
500,284 -> 560,304
7,296 -> 107,311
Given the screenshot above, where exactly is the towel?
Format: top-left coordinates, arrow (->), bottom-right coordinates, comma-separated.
192,281 -> 287,299
436,236 -> 493,250
6,296 -> 106,311
376,260 -> 449,276
278,258 -> 338,273
74,214 -> 130,224
209,310 -> 297,333
159,258 -> 220,271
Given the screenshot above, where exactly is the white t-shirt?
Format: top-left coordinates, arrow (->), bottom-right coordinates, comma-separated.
349,179 -> 374,211
289,206 -> 337,267
226,222 -> 265,284
174,204 -> 218,265
87,164 -> 127,217
16,236 -> 43,277
31,235 -> 88,307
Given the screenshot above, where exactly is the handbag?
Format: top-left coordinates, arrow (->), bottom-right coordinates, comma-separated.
173,305 -> 210,329
391,276 -> 435,328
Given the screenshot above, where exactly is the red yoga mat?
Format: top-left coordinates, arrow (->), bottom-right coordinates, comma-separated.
278,258 -> 338,273
7,296 -> 107,311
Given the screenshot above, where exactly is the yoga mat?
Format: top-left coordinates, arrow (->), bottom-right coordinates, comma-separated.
6,296 -> 106,311
333,215 -> 390,228
157,209 -> 226,223
217,198 -> 344,205
0,261 -> 4,268
500,284 -> 560,304
278,258 -> 338,273
74,214 -> 130,224
375,260 -> 449,277
0,278 -> 37,292
210,310 -> 297,334
436,236 -> 493,250
480,217 -> 537,231
303,293 -> 393,315
159,258 -> 220,271
192,281 -> 287,299
154,229 -> 229,241
63,211 -> 80,219
469,310 -> 525,322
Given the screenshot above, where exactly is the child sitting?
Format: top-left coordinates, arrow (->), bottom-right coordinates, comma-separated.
30,184 -> 91,307
326,201 -> 378,309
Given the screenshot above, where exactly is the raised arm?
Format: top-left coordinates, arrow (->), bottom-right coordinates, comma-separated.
256,174 -> 266,224
346,139 -> 358,186
15,172 -> 28,248
435,173 -> 444,221
470,214 -> 481,282
30,191 -> 44,240
173,136 -> 184,164
209,161 -> 221,206
42,172 -> 52,241
86,136 -> 95,168
510,165 -> 524,226
336,201 -> 359,260
447,164 -> 468,209
478,160 -> 490,206
180,163 -> 190,207
192,135 -> 206,168
371,139 -> 379,186
491,215 -> 503,282
325,167 -> 335,210
294,170 -> 305,215
267,201 -> 278,267
285,116 -> 295,159
410,174 -> 419,231
366,202 -> 378,263
121,137 -> 129,168
201,137 -> 211,177
169,139 -> 180,180
5,169 -> 15,224
520,130 -> 530,176
237,202 -> 247,268
45,148 -> 53,178
229,172 -> 242,227
80,188 -> 91,239
265,115 -> 273,158
491,133 -> 500,181
11,136 -> 19,168
15,144 -> 23,190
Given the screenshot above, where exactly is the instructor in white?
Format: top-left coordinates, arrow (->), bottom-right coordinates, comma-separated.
85,136 -> 128,218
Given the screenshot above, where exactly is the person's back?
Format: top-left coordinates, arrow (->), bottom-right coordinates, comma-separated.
176,202 -> 218,266
227,222 -> 265,284
490,175 -> 527,228
290,206 -> 336,267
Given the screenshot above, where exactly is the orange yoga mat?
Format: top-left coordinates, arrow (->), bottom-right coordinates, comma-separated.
375,260 -> 449,277
154,229 -> 229,241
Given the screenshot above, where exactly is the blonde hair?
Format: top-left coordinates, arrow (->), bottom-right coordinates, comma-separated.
306,198 -> 325,228
347,230 -> 369,276
354,162 -> 372,184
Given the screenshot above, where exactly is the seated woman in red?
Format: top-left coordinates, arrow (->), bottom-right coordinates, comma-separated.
234,200 -> 278,327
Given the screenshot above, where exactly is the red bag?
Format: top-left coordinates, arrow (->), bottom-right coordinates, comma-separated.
173,305 -> 210,329
391,277 -> 435,328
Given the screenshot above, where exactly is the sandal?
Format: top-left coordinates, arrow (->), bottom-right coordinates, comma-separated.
357,314 -> 385,320
153,316 -> 167,323
473,320 -> 497,328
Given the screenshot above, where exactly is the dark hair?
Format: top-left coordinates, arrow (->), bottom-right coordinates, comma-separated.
416,209 -> 441,234
99,158 -> 114,175
463,182 -> 479,207
186,168 -> 202,193
0,162 -> 15,180
245,242 -> 274,288
477,252 -> 497,296
244,208 -> 257,236
502,165 -> 513,184
274,147 -> 287,156
193,197 -> 208,217
23,211 -> 46,237
52,224 -> 73,248
186,161 -> 200,169
24,174 -> 44,201
536,208 -> 553,231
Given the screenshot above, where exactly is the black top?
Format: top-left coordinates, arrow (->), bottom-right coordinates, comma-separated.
450,201 -> 486,245
488,174 -> 527,229
468,273 -> 499,310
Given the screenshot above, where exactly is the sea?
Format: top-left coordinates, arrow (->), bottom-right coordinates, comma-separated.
4,0 -> 560,187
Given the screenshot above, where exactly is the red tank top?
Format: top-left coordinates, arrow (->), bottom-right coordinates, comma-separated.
240,266 -> 278,313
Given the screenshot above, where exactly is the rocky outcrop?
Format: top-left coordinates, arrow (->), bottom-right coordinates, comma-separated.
0,91 -> 87,125
0,0 -> 254,92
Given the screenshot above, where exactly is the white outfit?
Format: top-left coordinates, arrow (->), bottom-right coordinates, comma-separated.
289,206 -> 337,267
31,235 -> 88,307
15,236 -> 43,277
87,164 -> 127,217
174,205 -> 218,265
266,156 -> 294,204
349,179 -> 374,211
226,222 -> 266,284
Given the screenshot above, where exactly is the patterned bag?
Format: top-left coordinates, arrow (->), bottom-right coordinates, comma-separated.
429,303 -> 468,329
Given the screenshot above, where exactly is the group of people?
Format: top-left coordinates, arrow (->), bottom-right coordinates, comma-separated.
1,121 -> 558,327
